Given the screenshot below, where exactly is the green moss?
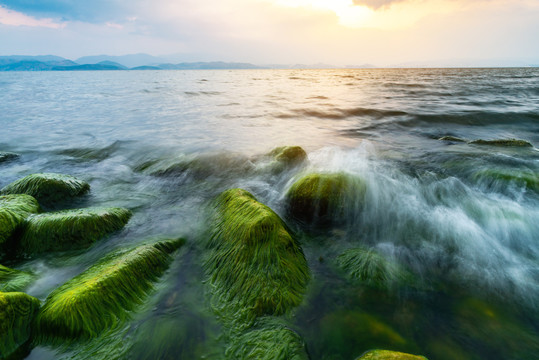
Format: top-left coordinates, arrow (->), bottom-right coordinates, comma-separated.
438,136 -> 466,142
0,173 -> 90,206
0,194 -> 41,249
18,207 -> 132,255
319,310 -> 407,360
337,248 -> 412,290
36,239 -> 185,340
0,152 -> 20,163
226,318 -> 308,360
473,168 -> 539,192
286,172 -> 367,224
0,265 -> 34,292
357,349 -> 428,360
469,138 -> 533,147
206,189 -> 309,320
269,146 -> 307,166
0,291 -> 40,359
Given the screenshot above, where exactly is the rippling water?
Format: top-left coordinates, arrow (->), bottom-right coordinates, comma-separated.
1,68 -> 538,360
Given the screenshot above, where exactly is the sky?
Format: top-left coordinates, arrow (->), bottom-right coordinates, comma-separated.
0,0 -> 538,66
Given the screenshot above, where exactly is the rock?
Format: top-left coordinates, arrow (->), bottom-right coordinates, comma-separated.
0,194 -> 41,250
269,146 -> 307,166
18,207 -> 132,255
206,188 -> 309,320
337,248 -> 412,289
286,172 -> 367,225
356,349 -> 428,360
0,173 -> 90,207
0,152 -> 20,163
320,311 -> 407,360
226,318 -> 308,360
473,168 -> 539,192
438,136 -> 466,142
469,138 -> 533,147
36,239 -> 184,340
0,291 -> 40,359
0,265 -> 34,292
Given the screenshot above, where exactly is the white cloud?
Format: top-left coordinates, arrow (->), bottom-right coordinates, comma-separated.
0,5 -> 65,29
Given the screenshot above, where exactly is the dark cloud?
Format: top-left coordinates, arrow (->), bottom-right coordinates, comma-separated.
352,0 -> 408,9
1,0 -> 130,22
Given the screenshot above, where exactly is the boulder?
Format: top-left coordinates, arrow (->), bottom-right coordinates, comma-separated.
469,138 -> 532,147
36,239 -> 184,340
206,188 -> 309,320
0,194 -> 41,249
18,207 -> 132,255
357,349 -> 428,360
0,265 -> 34,292
0,152 -> 20,163
0,173 -> 90,207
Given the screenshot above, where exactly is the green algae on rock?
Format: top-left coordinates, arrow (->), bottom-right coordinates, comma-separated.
357,349 -> 428,360
469,138 -> 533,147
269,146 -> 307,166
286,172 -> 367,225
0,265 -> 34,292
36,239 -> 185,340
18,207 -> 132,255
0,291 -> 40,359
337,248 -> 411,290
0,152 -> 20,163
438,136 -> 466,142
0,194 -> 41,249
472,168 -> 539,192
0,173 -> 90,206
206,188 -> 309,320
226,318 -> 308,360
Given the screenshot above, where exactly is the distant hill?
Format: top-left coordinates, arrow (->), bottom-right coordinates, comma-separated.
157,61 -> 263,70
76,53 -> 165,68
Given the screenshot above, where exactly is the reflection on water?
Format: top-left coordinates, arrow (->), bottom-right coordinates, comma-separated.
1,68 -> 539,360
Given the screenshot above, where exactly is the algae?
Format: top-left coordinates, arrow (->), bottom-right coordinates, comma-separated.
0,291 -> 40,359
0,194 -> 41,249
18,207 -> 132,255
286,172 -> 366,225
472,168 -> 539,192
0,265 -> 34,292
357,349 -> 428,360
0,173 -> 90,206
36,239 -> 185,340
206,188 -> 309,320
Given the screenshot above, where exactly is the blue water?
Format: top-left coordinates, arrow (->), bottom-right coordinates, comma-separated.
1,68 -> 538,360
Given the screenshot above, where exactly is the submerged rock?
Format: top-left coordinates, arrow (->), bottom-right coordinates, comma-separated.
0,291 -> 40,359
36,239 -> 184,340
337,248 -> 411,289
18,207 -> 132,255
357,349 -> 428,360
0,194 -> 41,250
0,173 -> 90,207
268,146 -> 307,166
226,318 -> 308,360
0,152 -> 20,163
206,188 -> 309,320
0,265 -> 34,292
473,168 -> 539,192
469,138 -> 533,147
438,136 -> 466,142
286,172 -> 367,225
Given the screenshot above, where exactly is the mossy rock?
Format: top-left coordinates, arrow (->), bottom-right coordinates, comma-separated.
36,239 -> 185,340
469,138 -> 533,147
18,207 -> 132,255
0,265 -> 34,292
269,146 -> 307,165
438,136 -> 466,143
0,194 -> 41,249
356,349 -> 428,360
337,248 -> 412,290
0,173 -> 90,207
226,318 -> 308,360
206,189 -> 309,320
286,172 -> 367,225
0,152 -> 20,163
319,310 -> 407,360
472,168 -> 539,192
0,291 -> 40,359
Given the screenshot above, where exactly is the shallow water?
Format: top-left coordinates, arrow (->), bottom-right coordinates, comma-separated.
1,68 -> 539,360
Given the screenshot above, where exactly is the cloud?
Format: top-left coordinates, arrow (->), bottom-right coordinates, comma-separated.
352,0 -> 407,9
0,5 -> 64,28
